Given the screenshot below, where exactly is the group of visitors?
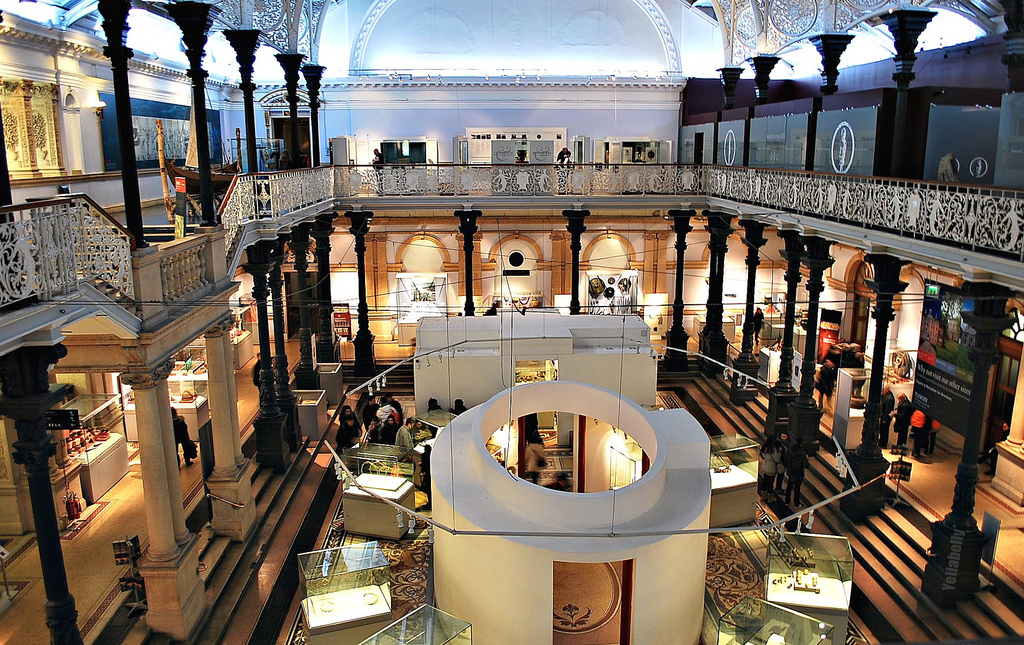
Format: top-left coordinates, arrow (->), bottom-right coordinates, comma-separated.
758,431 -> 811,507
882,390 -> 939,459
337,393 -> 416,451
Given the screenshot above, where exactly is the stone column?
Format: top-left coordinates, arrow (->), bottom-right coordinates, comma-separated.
880,8 -> 935,178
750,55 -> 780,105
788,236 -> 834,453
666,209 -> 695,372
701,212 -> 733,377
155,380 -> 189,545
288,223 -> 319,389
302,65 -> 325,166
456,210 -> 481,316
275,53 -> 305,168
269,240 -> 298,451
168,1 -> 219,226
223,29 -> 261,173
96,0 -> 147,246
311,212 -> 339,363
923,285 -> 1010,607
564,209 -> 590,315
731,219 -> 768,402
993,336 -> 1024,503
765,229 -> 804,435
718,66 -> 743,110
347,211 -> 377,378
242,239 -> 290,472
204,318 -> 257,541
0,344 -> 83,645
840,254 -> 909,521
810,33 -> 855,96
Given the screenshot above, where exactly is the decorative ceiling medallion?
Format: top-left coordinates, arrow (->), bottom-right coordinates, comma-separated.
736,5 -> 758,48
768,0 -> 818,37
842,0 -> 889,13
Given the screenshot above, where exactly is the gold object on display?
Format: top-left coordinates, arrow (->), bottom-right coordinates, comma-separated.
363,591 -> 379,605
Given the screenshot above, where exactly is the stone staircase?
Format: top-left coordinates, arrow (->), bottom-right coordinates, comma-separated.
672,374 -> 1024,643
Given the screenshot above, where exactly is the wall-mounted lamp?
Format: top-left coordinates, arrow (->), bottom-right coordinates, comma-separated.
93,101 -> 107,119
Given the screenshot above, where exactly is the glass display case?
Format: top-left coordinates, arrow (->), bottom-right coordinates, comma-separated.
709,435 -> 760,527
832,368 -> 870,452
514,360 -> 558,385
396,274 -> 448,323
343,443 -> 415,481
609,430 -> 642,490
765,533 -> 853,645
56,394 -> 129,504
299,542 -> 393,643
718,597 -> 834,645
359,605 -> 472,645
229,304 -> 256,369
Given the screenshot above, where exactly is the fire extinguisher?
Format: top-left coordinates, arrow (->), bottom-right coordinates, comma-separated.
64,491 -> 82,522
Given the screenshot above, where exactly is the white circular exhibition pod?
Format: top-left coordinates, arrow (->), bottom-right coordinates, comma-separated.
432,381 -> 711,644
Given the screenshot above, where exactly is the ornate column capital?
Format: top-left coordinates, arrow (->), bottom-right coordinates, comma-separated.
880,8 -> 936,86
120,358 -> 175,390
718,66 -> 743,110
167,2 -> 217,80
749,55 -> 780,105
223,29 -> 261,82
301,64 -> 326,110
97,0 -> 133,63
0,344 -> 68,399
810,33 -> 854,96
864,253 -> 909,325
456,210 -> 481,237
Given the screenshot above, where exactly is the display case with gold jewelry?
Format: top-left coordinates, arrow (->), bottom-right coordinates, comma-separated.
298,542 -> 393,639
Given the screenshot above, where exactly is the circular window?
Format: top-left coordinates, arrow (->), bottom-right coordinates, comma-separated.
508,250 -> 525,268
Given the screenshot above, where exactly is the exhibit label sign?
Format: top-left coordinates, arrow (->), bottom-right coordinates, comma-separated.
913,283 -> 973,436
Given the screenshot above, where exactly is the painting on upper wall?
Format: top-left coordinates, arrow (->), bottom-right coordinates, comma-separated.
99,93 -> 223,171
1,80 -> 64,179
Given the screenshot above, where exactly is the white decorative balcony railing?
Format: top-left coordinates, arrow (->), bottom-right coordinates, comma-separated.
0,196 -> 135,309
159,238 -> 209,302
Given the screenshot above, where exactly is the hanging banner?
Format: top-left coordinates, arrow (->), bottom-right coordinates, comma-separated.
912,283 -> 974,436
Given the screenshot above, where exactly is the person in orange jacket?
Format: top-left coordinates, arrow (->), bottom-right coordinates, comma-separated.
910,408 -> 929,458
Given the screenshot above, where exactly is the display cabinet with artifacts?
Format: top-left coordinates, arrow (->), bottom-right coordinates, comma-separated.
342,443 -> 416,481
359,605 -> 472,645
609,428 -> 642,490
395,273 -> 448,346
765,533 -> 853,645
342,473 -> 417,540
718,596 -> 834,645
57,394 -> 129,505
831,367 -> 869,451
514,360 -> 558,385
299,542 -> 394,644
585,271 -> 638,315
709,434 -> 759,527
229,305 -> 256,369
294,389 -> 329,440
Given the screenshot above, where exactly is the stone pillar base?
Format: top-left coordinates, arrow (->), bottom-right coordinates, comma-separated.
207,460 -> 258,542
921,521 -> 988,608
729,357 -> 760,404
991,444 -> 1024,506
839,449 -> 890,521
788,402 -> 823,454
293,368 -> 320,391
665,326 -> 690,372
140,533 -> 207,641
765,388 -> 797,435
701,334 -> 727,377
254,413 -> 291,473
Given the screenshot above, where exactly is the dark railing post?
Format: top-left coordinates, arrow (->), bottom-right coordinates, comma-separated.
269,239 -> 298,451
718,66 -> 743,110
810,34 -> 854,96
223,29 -> 261,173
311,212 -> 339,363
456,210 -> 481,316
288,223 -> 319,390
302,65 -> 326,166
666,209 -> 695,372
96,0 -> 147,246
922,284 -> 1010,607
242,240 -> 291,472
167,1 -> 218,226
750,55 -> 780,105
0,344 -> 84,645
347,211 -> 377,378
731,218 -> 768,402
765,229 -> 804,435
880,8 -> 936,178
275,53 -> 306,168
564,209 -> 590,315
701,211 -> 733,376
788,236 -> 834,453
840,253 -> 909,521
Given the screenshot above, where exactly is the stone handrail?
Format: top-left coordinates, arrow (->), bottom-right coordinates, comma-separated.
159,237 -> 209,302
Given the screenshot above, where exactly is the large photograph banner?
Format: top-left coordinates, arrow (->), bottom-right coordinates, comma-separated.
913,284 -> 974,436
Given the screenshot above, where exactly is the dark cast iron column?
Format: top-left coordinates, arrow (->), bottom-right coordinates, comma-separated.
922,285 -> 1011,607
168,1 -> 218,226
750,55 -> 780,105
880,8 -> 935,177
242,240 -> 291,472
788,236 -> 834,454
288,222 -> 319,390
276,53 -> 305,168
730,218 -> 768,403
311,212 -> 339,363
0,344 -> 83,645
810,33 -> 855,96
701,212 -> 733,377
223,29 -> 261,173
718,66 -> 743,110
764,229 -> 804,435
97,0 -> 147,246
269,239 -> 298,452
456,210 -> 481,316
666,209 -> 695,372
347,211 -> 377,378
302,65 -> 325,166
564,209 -> 590,315
840,253 -> 909,521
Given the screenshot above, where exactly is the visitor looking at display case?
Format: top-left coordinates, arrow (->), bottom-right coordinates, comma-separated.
718,596 -> 834,645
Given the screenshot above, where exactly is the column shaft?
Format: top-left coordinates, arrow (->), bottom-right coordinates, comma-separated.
223,30 -> 261,173
564,210 -> 590,315
765,230 -> 804,434
457,210 -> 481,316
302,65 -> 325,166
312,213 -> 339,363
702,212 -> 733,376
156,380 -> 189,545
666,210 -> 694,372
129,380 -> 180,561
348,211 -> 377,377
289,223 -> 319,389
205,322 -> 239,477
275,53 -> 306,168
269,247 -> 298,451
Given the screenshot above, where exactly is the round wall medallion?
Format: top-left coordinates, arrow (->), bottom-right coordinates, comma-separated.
768,0 -> 818,38
508,250 -> 525,267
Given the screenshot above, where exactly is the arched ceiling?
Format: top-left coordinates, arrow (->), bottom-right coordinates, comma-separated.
0,0 -> 1006,83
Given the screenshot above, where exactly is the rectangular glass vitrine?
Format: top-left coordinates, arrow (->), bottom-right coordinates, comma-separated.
299,542 -> 393,640
359,605 -> 472,644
